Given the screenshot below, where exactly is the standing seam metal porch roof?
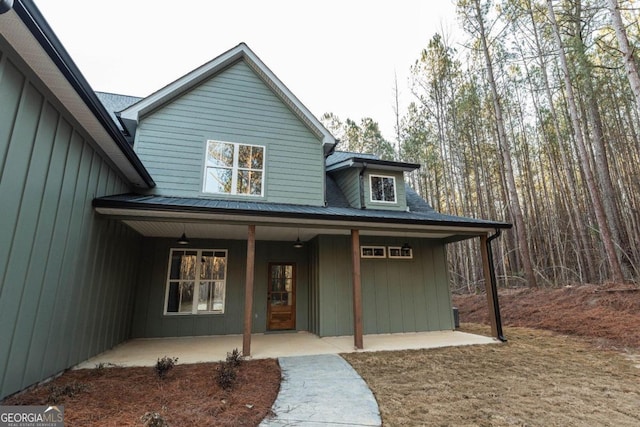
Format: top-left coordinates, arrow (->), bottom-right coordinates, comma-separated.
92,192 -> 511,231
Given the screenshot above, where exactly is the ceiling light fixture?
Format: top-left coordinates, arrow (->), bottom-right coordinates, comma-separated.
293,229 -> 303,248
177,224 -> 190,245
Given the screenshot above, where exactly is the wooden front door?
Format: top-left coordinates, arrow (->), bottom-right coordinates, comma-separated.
267,263 -> 296,330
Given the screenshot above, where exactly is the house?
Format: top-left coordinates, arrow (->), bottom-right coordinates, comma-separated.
0,0 -> 509,400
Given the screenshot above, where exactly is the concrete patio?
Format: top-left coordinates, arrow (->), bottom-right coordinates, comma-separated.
75,330 -> 497,369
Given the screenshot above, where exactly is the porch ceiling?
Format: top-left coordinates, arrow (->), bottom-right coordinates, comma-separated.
123,220 -> 462,242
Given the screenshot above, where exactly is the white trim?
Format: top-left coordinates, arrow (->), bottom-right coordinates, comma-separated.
361,246 -> 387,259
388,246 -> 413,259
0,9 -> 150,188
203,140 -> 265,197
95,207 -> 499,237
163,248 -> 228,315
369,174 -> 397,204
119,43 -> 336,149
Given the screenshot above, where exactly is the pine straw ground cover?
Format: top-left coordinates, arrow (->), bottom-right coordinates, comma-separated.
1,358 -> 280,426
343,324 -> 640,426
453,283 -> 640,350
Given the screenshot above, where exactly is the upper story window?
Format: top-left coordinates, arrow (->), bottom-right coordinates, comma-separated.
370,174 -> 396,203
204,140 -> 265,196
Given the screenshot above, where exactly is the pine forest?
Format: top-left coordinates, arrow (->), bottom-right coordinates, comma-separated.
322,0 -> 640,290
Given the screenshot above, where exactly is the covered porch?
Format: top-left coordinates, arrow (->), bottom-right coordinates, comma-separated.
75,330 -> 497,369
93,193 -> 509,357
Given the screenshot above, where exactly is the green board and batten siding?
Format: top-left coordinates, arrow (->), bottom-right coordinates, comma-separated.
310,235 -> 454,337
130,234 -> 453,339
130,239 -> 309,338
0,43 -> 141,400
134,60 -> 325,206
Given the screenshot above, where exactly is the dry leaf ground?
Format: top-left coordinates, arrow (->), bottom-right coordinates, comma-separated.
3,283 -> 639,426
344,324 -> 640,426
343,283 -> 640,426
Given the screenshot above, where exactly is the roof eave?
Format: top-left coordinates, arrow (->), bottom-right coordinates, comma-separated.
326,157 -> 420,173
4,0 -> 154,189
92,197 -> 512,234
120,42 -> 337,150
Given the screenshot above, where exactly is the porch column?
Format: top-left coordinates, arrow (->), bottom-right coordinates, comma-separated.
480,234 -> 499,338
351,229 -> 364,349
243,225 -> 256,356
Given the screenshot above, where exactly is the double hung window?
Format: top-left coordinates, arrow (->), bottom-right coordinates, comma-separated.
165,249 -> 227,314
204,140 -> 264,196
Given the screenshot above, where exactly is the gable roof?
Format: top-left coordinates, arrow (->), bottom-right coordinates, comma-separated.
119,43 -> 336,153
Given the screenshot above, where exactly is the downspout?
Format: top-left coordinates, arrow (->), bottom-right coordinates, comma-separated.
359,162 -> 368,209
487,229 -> 506,342
323,141 -> 337,207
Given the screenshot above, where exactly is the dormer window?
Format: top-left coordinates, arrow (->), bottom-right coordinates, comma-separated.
370,174 -> 396,203
204,140 -> 265,196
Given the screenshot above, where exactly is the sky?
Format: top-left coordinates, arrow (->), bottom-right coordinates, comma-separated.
34,0 -> 460,140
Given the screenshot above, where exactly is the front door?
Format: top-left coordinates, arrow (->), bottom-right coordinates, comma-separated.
267,263 -> 296,330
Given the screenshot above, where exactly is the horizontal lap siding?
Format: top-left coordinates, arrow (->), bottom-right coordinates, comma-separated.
0,45 -> 141,399
364,170 -> 407,211
315,235 -> 453,337
333,169 -> 361,208
135,61 -> 324,205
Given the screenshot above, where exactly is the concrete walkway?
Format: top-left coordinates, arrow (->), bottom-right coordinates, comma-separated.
73,331 -> 497,426
260,354 -> 381,427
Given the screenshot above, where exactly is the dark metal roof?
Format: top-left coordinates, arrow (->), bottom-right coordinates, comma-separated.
93,191 -> 510,230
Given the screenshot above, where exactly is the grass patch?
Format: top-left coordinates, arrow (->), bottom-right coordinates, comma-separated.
343,324 -> 640,426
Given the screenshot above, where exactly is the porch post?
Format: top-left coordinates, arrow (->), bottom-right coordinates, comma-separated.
243,224 -> 256,356
351,229 -> 364,349
480,234 -> 499,338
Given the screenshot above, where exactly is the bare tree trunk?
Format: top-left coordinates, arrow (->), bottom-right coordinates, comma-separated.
392,72 -> 402,160
607,0 -> 640,117
472,0 -> 537,287
546,0 -> 625,283
521,0 -> 595,280
570,2 -> 626,269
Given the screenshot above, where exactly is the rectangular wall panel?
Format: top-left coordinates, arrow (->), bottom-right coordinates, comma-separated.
0,43 -> 141,400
